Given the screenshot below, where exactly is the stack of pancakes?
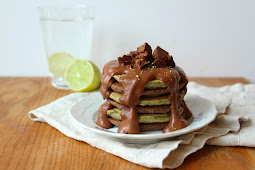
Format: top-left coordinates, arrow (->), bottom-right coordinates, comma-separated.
106,74 -> 187,131
97,42 -> 192,133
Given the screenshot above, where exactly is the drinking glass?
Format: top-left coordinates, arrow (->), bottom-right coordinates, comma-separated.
38,3 -> 94,89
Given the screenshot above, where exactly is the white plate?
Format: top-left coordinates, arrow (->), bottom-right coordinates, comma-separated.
70,92 -> 217,144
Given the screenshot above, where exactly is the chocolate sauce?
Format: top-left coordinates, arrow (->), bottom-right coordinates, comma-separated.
181,100 -> 193,120
97,60 -> 191,134
96,99 -> 113,129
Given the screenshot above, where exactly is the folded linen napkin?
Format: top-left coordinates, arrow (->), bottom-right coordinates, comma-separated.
28,82 -> 255,169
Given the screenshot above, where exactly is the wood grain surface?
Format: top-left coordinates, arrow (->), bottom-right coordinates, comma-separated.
0,77 -> 254,170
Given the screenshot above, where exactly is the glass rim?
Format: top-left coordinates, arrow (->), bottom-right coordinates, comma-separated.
37,3 -> 95,19
37,4 -> 92,10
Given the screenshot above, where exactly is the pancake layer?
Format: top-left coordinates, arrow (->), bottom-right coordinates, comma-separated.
108,118 -> 169,131
109,99 -> 171,114
109,90 -> 185,106
107,107 -> 184,123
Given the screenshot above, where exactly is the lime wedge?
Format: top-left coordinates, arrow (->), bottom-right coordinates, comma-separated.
48,52 -> 75,77
64,59 -> 101,92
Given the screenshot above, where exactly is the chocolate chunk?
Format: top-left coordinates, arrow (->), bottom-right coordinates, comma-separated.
136,51 -> 153,61
166,54 -> 175,67
133,58 -> 150,69
118,43 -> 175,68
140,61 -> 151,69
133,58 -> 141,65
137,43 -> 152,54
151,58 -> 166,68
118,55 -> 132,65
129,51 -> 139,57
153,46 -> 168,62
133,51 -> 153,69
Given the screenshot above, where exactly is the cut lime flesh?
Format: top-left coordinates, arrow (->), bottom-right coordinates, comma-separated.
64,59 -> 101,92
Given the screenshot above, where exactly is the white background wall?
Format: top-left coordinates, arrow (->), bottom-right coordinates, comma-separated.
0,0 -> 254,82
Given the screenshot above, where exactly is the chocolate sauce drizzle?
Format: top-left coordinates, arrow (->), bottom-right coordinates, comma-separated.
97,43 -> 192,134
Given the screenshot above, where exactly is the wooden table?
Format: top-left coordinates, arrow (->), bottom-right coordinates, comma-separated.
0,77 -> 254,170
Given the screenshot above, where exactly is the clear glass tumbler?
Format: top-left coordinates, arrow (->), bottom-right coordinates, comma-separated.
38,4 -> 94,89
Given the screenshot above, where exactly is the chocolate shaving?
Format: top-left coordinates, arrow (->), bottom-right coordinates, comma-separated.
129,51 -> 139,57
133,52 -> 152,69
151,58 -> 166,68
166,54 -> 175,67
134,59 -> 151,69
137,52 -> 152,61
118,55 -> 132,65
153,46 -> 168,62
137,43 -> 152,54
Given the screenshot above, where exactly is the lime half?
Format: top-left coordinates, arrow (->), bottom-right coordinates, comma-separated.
48,52 -> 75,77
64,59 -> 101,92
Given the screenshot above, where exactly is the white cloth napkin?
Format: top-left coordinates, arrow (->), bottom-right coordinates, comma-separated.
28,82 -> 255,169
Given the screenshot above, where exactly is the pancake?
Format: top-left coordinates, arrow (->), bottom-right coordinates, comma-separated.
108,118 -> 168,131
109,91 -> 185,106
114,74 -> 186,90
108,114 -> 194,131
109,99 -> 171,114
107,107 -> 184,123
107,108 -> 170,123
111,82 -> 169,97
113,75 -> 168,89
111,79 -> 187,97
